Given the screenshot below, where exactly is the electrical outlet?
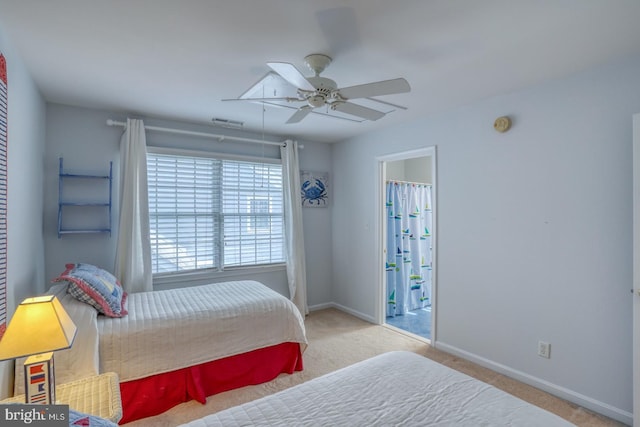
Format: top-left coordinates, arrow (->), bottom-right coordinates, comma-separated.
538,341 -> 550,358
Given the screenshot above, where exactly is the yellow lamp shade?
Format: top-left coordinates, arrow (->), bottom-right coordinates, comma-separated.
0,295 -> 77,360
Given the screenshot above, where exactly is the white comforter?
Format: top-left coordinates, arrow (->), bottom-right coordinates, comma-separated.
180,351 -> 574,427
97,280 -> 307,382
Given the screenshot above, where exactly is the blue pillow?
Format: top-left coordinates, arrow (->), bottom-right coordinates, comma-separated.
53,263 -> 127,318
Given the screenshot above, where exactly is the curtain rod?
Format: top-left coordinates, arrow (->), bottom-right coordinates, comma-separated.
106,119 -> 291,147
387,179 -> 432,186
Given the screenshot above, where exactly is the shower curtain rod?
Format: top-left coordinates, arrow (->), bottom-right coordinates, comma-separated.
386,179 -> 432,186
106,119 -> 290,147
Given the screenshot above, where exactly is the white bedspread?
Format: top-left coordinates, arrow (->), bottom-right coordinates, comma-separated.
97,280 -> 307,382
180,351 -> 574,427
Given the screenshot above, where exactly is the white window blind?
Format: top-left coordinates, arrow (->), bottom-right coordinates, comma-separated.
147,152 -> 284,274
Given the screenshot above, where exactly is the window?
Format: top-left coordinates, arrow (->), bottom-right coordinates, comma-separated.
248,197 -> 270,231
147,151 -> 284,274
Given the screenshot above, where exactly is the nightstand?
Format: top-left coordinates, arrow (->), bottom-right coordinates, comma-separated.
1,372 -> 122,423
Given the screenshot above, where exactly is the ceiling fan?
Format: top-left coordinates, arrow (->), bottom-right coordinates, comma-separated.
224,54 -> 411,124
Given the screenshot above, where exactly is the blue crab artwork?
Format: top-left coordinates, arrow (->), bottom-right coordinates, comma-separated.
301,177 -> 328,206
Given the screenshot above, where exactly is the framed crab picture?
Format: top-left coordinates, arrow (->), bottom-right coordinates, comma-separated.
300,171 -> 329,207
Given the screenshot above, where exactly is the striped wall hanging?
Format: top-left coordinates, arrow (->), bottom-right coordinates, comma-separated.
0,53 -> 7,338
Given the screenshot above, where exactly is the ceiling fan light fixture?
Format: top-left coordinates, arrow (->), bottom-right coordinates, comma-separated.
307,95 -> 326,108
304,53 -> 332,76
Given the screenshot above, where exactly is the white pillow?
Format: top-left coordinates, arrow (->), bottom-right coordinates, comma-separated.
14,283 -> 100,395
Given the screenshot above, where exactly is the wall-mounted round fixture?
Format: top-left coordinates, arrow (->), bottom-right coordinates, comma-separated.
494,116 -> 512,133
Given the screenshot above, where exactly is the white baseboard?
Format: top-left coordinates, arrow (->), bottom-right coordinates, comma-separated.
435,342 -> 633,426
308,302 -> 333,312
308,302 -> 376,323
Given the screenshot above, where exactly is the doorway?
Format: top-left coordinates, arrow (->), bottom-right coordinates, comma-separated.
377,148 -> 436,342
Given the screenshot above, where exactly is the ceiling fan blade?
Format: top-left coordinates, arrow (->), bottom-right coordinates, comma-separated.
267,62 -> 316,91
261,102 -> 363,122
366,97 -> 408,110
286,106 -> 314,124
337,78 -> 410,100
331,102 -> 386,121
222,97 -> 303,102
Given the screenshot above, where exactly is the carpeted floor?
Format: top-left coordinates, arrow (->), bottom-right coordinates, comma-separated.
125,308 -> 623,426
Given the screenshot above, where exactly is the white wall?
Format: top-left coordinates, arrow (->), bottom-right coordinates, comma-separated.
298,141 -> 333,306
386,157 -> 432,184
331,55 -> 640,423
385,159 -> 405,181
404,157 -> 431,184
0,27 -> 47,398
43,105 -> 333,306
43,106 -> 120,284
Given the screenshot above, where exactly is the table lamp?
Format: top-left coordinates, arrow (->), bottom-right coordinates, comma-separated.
0,295 -> 77,404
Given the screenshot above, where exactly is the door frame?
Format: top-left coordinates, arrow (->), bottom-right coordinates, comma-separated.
632,112 -> 639,426
375,146 -> 437,343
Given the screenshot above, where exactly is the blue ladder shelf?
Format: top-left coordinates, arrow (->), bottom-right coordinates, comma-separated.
57,157 -> 113,238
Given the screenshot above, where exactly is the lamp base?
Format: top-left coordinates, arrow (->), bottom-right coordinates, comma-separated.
23,352 -> 55,404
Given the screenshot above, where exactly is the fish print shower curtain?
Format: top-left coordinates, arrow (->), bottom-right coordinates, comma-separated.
386,182 -> 433,317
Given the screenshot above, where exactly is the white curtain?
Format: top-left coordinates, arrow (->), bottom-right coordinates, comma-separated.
115,118 -> 152,293
386,182 -> 433,317
280,140 -> 308,316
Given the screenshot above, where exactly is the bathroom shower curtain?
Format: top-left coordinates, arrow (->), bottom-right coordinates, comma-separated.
386,182 -> 433,317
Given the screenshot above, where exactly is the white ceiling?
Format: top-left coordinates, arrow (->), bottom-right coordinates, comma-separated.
1,1 -> 640,143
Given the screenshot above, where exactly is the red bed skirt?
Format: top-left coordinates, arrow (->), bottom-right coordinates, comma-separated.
119,342 -> 303,424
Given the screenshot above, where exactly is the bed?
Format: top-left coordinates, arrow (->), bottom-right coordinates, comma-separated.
15,278 -> 307,424
179,351 -> 574,427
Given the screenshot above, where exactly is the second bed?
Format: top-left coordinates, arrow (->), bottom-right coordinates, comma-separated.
179,351 -> 574,427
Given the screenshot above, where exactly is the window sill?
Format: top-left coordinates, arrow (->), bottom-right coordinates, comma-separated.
152,263 -> 287,290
